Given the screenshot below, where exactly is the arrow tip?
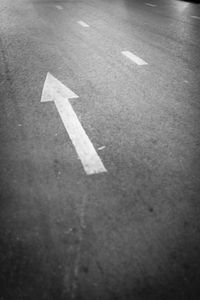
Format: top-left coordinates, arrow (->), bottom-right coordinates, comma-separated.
41,72 -> 79,102
41,73 -> 54,102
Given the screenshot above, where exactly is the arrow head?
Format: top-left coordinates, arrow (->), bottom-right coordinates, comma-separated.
41,72 -> 79,102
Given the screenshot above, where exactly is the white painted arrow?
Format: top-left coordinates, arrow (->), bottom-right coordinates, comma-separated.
41,73 -> 107,175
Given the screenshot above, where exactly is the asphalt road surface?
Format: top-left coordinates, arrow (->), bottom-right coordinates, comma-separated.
0,0 -> 200,299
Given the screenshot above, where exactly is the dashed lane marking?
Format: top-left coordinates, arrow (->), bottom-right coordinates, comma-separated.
145,3 -> 156,7
191,16 -> 200,20
56,5 -> 63,10
78,21 -> 90,27
122,51 -> 148,66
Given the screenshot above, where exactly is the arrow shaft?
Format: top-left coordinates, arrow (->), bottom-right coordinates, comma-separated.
54,95 -> 107,175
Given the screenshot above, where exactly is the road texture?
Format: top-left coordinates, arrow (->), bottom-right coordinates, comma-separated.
0,0 -> 200,299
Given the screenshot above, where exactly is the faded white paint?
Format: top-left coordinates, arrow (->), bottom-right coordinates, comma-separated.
145,3 -> 156,7
56,5 -> 63,10
122,51 -> 148,66
191,15 -> 200,20
78,21 -> 90,27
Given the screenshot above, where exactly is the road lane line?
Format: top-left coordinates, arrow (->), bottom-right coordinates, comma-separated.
78,21 -> 90,28
122,51 -> 148,66
56,5 -> 63,10
145,3 -> 156,7
41,73 -> 107,175
191,16 -> 200,20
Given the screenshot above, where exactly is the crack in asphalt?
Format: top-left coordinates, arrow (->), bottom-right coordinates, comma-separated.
70,194 -> 87,299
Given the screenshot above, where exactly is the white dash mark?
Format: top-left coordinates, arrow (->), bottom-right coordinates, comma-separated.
56,5 -> 63,10
191,16 -> 200,20
98,146 -> 106,151
122,51 -> 148,66
145,3 -> 156,7
78,21 -> 90,28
